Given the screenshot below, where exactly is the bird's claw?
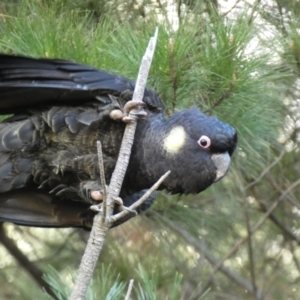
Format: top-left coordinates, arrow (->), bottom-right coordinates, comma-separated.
109,100 -> 147,123
123,100 -> 146,114
49,184 -> 78,198
124,100 -> 147,122
48,181 -> 105,203
80,181 -> 108,203
113,197 -> 137,215
90,204 -> 103,212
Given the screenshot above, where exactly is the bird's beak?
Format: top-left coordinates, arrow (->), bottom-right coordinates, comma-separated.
211,152 -> 231,182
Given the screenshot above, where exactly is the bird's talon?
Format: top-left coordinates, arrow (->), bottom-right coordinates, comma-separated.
38,179 -> 50,189
130,109 -> 147,119
113,196 -> 123,206
113,197 -> 137,214
122,116 -> 133,123
90,205 -> 102,212
123,100 -> 146,114
60,166 -> 65,175
56,187 -> 76,196
49,184 -> 68,194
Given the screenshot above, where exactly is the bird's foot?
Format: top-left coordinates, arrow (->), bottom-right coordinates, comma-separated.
90,196 -> 138,216
109,101 -> 147,122
113,197 -> 138,215
49,184 -> 78,197
90,204 -> 103,212
80,181 -> 107,203
48,181 -> 106,204
122,100 -> 147,122
109,89 -> 147,123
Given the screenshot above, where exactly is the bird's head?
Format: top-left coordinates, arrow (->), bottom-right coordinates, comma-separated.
142,107 -> 237,194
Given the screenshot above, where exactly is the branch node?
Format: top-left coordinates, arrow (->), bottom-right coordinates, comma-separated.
110,170 -> 170,224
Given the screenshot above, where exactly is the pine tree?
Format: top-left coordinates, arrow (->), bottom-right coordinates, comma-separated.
0,1 -> 299,299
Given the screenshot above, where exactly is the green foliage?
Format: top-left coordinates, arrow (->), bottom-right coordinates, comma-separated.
44,265 -> 126,300
0,0 -> 286,181
43,264 -> 185,300
136,265 -> 183,300
0,0 -> 299,300
0,115 -> 9,121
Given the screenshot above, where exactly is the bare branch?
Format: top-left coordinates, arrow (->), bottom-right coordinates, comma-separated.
110,170 -> 170,224
248,0 -> 262,25
244,149 -> 285,191
163,222 -> 263,300
221,0 -> 242,17
256,197 -> 300,244
0,13 -> 15,19
124,279 -> 134,300
0,223 -> 58,300
69,28 -> 159,300
97,141 -> 107,222
243,198 -> 259,299
195,177 -> 300,297
266,173 -> 300,210
168,175 -> 300,299
289,241 -> 300,274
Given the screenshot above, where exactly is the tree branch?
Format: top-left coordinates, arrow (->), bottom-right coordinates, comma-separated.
243,198 -> 259,299
221,0 -> 242,17
195,176 -> 300,297
96,141 -> 107,222
69,28 -> 159,300
0,223 -> 58,300
164,222 -> 263,300
110,170 -> 170,225
124,279 -> 134,300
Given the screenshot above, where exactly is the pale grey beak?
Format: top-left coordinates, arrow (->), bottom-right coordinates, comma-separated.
211,152 -> 231,182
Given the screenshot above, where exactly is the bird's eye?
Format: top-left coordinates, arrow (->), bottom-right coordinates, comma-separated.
198,135 -> 211,149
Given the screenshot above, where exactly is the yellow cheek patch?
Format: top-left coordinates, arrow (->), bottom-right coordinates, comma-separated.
163,126 -> 187,154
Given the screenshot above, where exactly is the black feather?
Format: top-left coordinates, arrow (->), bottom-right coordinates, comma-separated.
0,54 -> 237,229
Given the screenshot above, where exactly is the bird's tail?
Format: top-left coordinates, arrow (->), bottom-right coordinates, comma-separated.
0,189 -> 157,229
0,188 -> 94,229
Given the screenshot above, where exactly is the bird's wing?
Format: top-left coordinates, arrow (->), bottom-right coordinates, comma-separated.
0,54 -> 164,114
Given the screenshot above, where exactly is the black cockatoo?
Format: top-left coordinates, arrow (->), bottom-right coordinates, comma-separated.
0,54 -> 237,229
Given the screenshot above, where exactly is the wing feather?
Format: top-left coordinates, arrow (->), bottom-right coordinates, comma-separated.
0,54 -> 164,114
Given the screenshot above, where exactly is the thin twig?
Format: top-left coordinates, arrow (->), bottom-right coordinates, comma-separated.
192,176 -> 300,297
256,196 -> 300,245
266,173 -> 300,210
0,223 -> 59,300
161,221 -> 263,300
243,198 -> 259,299
221,0 -> 242,17
276,0 -> 288,36
0,13 -> 15,19
97,141 -> 107,223
131,28 -> 158,103
244,149 -> 285,191
110,170 -> 170,224
289,241 -> 300,274
248,0 -> 261,25
177,0 -> 182,23
124,279 -> 134,300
